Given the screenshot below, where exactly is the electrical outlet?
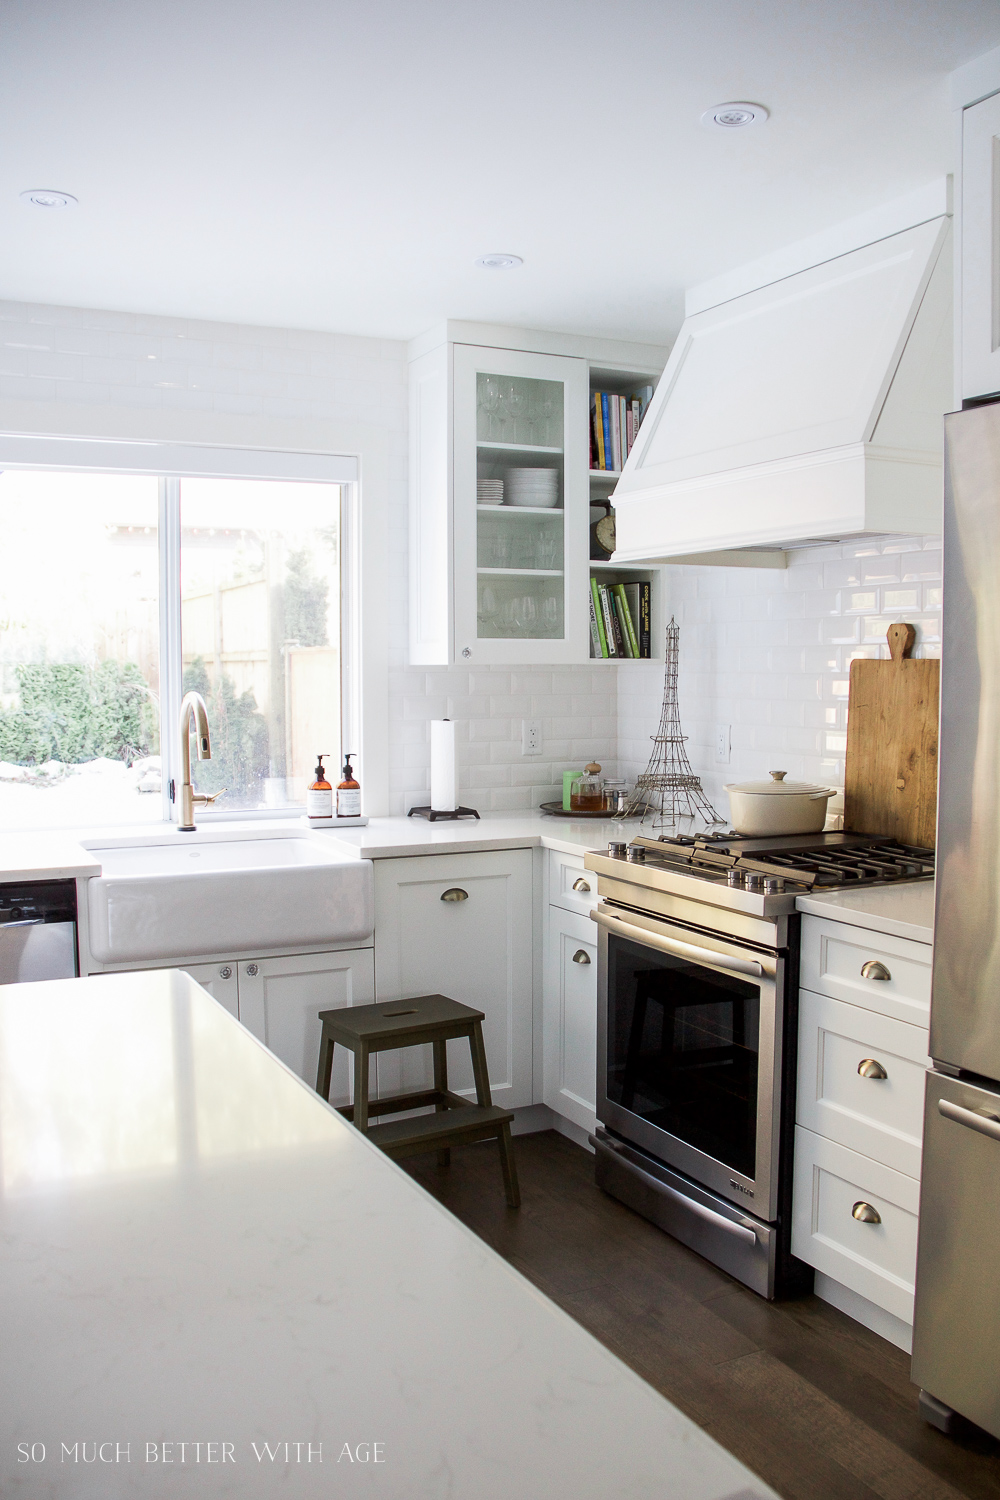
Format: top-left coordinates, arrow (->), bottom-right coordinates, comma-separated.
522,719 -> 542,756
715,724 -> 731,765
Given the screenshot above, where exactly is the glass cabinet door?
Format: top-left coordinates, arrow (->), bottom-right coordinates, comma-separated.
453,344 -> 589,664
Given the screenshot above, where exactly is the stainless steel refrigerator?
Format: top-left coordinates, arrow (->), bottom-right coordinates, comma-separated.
911,399 -> 1000,1438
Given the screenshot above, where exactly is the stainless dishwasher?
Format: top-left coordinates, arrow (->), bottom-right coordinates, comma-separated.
0,880 -> 78,984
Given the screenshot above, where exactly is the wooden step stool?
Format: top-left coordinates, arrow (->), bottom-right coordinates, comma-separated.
315,993 -> 520,1208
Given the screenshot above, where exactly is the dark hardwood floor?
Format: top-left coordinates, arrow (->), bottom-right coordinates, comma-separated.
401,1130 -> 1000,1500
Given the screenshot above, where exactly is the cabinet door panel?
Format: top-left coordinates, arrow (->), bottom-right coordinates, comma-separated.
177,960 -> 239,1019
238,949 -> 375,1104
374,851 -> 533,1108
453,343 -> 590,665
543,905 -> 597,1132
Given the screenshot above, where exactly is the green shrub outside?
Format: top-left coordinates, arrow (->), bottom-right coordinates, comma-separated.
0,661 -> 158,766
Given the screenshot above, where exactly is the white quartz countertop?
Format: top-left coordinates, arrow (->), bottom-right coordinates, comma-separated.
320,810 -> 636,859
795,879 -> 934,944
0,811 -> 635,882
0,833 -> 101,882
0,969 -> 774,1500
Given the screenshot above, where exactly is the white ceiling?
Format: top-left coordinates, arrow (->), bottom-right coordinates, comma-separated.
2,0 -> 999,346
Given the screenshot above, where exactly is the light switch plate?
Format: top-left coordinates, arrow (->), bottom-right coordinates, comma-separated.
522,719 -> 542,756
714,724 -> 731,764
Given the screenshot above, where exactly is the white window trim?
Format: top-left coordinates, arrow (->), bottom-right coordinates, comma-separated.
0,433 -> 372,827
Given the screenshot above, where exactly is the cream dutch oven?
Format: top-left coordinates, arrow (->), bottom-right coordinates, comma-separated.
724,770 -> 837,836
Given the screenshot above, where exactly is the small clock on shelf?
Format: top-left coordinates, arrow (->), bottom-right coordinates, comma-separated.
590,499 -> 616,560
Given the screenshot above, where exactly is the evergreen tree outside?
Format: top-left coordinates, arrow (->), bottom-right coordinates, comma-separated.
282,548 -> 329,648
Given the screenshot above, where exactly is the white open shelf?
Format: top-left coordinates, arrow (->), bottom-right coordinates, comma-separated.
477,504 -> 564,517
478,567 -> 564,578
477,441 -> 563,455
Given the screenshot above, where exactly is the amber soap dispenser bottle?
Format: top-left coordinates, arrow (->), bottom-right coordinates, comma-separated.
307,755 -> 333,821
337,754 -> 361,818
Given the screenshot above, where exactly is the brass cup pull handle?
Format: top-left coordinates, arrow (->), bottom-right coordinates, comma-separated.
861,960 -> 891,982
440,888 -> 469,903
572,878 -> 591,893
852,1201 -> 882,1224
572,949 -> 591,965
858,1058 -> 888,1080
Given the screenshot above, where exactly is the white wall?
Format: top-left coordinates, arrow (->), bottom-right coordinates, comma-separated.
618,536 -> 942,817
0,296 -> 618,817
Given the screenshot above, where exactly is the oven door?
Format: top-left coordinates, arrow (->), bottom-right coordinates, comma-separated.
595,901 -> 783,1222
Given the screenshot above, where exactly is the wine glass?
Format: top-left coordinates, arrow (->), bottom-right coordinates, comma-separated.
481,376 -> 502,439
540,388 -> 559,446
514,595 -> 538,634
506,382 -> 527,445
478,584 -> 498,625
542,595 -> 559,633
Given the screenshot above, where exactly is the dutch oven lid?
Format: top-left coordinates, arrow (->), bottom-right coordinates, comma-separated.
724,770 -> 834,797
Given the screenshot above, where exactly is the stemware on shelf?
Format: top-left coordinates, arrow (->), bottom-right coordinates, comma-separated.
480,376 -> 502,440
506,382 -> 527,446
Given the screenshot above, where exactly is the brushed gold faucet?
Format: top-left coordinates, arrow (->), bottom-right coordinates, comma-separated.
177,691 -> 226,831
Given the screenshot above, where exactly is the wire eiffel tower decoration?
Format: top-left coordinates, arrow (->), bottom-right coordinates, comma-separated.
622,617 -> 724,830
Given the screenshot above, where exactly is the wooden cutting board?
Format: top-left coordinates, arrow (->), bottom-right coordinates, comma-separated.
844,623 -> 940,849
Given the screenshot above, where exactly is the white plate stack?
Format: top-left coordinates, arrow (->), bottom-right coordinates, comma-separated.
504,468 -> 560,508
477,479 -> 504,504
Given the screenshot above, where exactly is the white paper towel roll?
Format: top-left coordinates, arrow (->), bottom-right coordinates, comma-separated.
430,719 -> 458,812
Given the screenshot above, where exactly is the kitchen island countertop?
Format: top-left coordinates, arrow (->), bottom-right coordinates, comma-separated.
0,968 -> 775,1500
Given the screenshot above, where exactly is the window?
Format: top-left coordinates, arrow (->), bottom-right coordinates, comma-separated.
0,464 -> 343,830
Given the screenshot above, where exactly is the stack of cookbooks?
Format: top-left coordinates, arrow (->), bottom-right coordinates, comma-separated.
589,578 -> 651,658
590,387 -> 654,472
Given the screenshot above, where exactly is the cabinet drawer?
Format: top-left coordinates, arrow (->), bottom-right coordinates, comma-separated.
792,1126 -> 920,1325
800,915 -> 931,1025
797,989 -> 930,1178
548,849 -> 598,916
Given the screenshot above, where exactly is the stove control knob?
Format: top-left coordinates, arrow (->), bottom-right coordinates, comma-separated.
608,842 -> 628,858
627,845 -> 646,862
726,870 -> 744,888
764,877 -> 785,893
745,874 -> 765,892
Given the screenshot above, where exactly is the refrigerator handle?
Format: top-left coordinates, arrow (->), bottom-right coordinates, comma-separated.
938,1097 -> 1000,1143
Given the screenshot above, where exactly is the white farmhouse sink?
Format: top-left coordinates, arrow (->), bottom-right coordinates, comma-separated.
86,835 -> 374,964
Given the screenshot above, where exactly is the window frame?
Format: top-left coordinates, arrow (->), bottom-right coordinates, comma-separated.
0,435 -> 359,829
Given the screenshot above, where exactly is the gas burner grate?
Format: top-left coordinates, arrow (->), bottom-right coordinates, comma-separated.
748,841 -> 934,887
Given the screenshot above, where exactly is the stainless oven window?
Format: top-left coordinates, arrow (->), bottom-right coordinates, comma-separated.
606,934 -> 760,1179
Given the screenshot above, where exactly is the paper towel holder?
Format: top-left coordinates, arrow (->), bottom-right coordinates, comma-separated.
407,804 -> 480,821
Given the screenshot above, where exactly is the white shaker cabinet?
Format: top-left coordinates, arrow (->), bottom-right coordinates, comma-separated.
235,950 -> 375,1101
542,904 -> 598,1134
410,340 -> 590,665
793,912 -> 932,1351
157,948 -> 376,1100
961,91 -> 1000,401
373,849 -> 534,1108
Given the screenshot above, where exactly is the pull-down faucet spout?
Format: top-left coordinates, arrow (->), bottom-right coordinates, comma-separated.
177,691 -> 226,831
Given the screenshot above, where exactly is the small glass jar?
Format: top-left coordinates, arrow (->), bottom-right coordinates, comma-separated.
602,779 -> 629,813
570,762 -> 603,812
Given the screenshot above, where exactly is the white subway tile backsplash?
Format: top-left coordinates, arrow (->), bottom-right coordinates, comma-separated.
618,536 -> 942,804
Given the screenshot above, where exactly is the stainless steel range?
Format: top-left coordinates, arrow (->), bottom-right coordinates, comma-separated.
584,830 -> 934,1299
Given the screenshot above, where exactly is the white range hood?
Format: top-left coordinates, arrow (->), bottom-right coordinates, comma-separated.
613,216 -> 953,565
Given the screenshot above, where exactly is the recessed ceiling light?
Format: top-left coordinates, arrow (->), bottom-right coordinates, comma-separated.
475,253 -> 523,270
20,188 -> 78,209
700,102 -> 768,130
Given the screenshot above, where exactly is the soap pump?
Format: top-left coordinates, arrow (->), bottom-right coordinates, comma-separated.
307,755 -> 333,821
337,754 -> 361,818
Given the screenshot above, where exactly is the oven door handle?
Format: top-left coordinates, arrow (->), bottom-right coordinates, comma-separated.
593,1135 -> 760,1245
591,908 -> 765,978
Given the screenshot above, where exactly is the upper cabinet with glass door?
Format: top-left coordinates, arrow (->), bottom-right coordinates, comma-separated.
409,341 -> 589,665
455,345 -> 589,664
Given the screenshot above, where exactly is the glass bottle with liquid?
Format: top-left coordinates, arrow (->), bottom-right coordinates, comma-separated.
307,755 -> 333,820
337,754 -> 361,818
570,762 -> 604,812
